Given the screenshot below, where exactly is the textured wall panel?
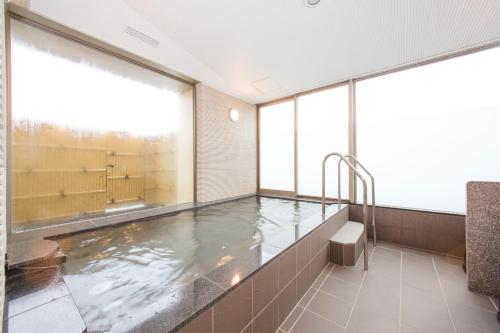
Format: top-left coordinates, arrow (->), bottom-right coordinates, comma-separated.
466,181 -> 500,298
196,84 -> 256,202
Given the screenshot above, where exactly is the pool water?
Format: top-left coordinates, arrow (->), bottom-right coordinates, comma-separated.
56,196 -> 321,331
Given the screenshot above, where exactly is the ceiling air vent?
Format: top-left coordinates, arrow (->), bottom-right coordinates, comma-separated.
123,26 -> 160,47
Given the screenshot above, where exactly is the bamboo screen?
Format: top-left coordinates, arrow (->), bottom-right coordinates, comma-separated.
12,121 -> 178,226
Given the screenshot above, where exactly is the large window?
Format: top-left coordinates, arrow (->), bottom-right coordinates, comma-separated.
297,86 -> 349,198
356,47 -> 500,213
259,101 -> 295,192
10,19 -> 194,230
258,87 -> 349,199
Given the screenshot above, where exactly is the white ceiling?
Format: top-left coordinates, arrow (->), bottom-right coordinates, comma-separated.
13,0 -> 500,104
123,0 -> 500,104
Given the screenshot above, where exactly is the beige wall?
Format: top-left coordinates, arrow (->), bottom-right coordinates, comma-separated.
196,84 -> 257,202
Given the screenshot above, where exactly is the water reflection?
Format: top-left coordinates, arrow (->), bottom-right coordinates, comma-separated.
56,196 -> 320,331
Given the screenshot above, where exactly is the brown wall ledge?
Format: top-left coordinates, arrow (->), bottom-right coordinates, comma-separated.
349,204 -> 465,258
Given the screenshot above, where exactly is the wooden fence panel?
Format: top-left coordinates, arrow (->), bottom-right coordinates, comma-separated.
12,122 -> 179,226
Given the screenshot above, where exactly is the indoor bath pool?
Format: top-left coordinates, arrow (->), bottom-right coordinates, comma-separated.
52,196 -> 333,332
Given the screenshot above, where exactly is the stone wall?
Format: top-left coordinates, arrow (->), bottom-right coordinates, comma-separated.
466,181 -> 500,298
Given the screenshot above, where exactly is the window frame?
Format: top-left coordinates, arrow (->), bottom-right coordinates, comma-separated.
5,10 -> 197,236
257,41 -> 500,215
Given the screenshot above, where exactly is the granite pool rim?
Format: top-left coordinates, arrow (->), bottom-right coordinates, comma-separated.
8,195 -> 348,333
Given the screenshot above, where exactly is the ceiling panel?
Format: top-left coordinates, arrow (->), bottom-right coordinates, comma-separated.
121,0 -> 500,103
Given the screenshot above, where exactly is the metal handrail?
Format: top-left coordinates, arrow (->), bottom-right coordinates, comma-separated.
343,155 -> 377,247
321,152 -> 369,271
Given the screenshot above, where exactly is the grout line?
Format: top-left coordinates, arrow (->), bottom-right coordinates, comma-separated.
277,305 -> 304,332
314,288 -> 353,303
287,263 -> 335,333
302,308 -> 345,329
255,273 -> 296,320
251,277 -> 254,328
242,262 -> 301,333
399,251 -> 403,333
327,274 -> 359,287
278,260 -> 327,332
342,248 -> 376,333
432,257 -> 458,333
489,297 -> 499,311
328,271 -> 364,287
239,320 -> 252,333
211,307 -> 214,333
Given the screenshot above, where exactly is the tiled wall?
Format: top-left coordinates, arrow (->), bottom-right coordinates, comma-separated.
177,207 -> 348,333
466,181 -> 500,298
0,0 -> 6,328
349,204 -> 465,257
196,84 -> 257,202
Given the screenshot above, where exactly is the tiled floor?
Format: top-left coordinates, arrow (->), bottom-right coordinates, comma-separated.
277,242 -> 499,333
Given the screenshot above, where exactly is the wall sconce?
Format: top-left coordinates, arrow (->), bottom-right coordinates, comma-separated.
229,108 -> 239,122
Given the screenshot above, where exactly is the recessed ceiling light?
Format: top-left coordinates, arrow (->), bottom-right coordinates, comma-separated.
303,0 -> 321,7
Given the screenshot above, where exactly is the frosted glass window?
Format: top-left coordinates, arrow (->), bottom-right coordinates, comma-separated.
10,19 -> 194,230
259,101 -> 295,191
297,86 -> 349,198
356,47 -> 500,213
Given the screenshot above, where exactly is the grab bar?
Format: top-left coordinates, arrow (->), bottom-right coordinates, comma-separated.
343,155 -> 377,247
321,152 -> 369,271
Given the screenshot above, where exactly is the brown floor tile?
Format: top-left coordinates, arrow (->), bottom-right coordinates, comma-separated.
355,286 -> 400,319
432,255 -> 464,275
289,310 -> 344,333
400,323 -> 439,333
401,284 -> 455,333
448,302 -> 499,333
320,274 -> 359,303
401,254 -> 441,295
281,246 -> 497,333
369,253 -> 401,278
347,305 -> 399,333
306,290 -> 352,327
330,265 -> 365,285
373,246 -> 401,260
436,262 -> 496,312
